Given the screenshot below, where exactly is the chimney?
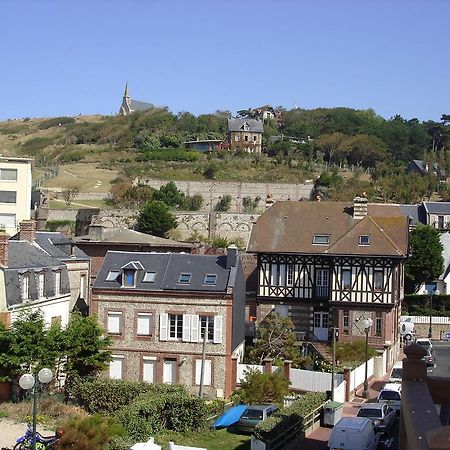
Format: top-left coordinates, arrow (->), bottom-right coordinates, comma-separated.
19,220 -> 37,242
89,224 -> 105,241
353,195 -> 368,220
226,244 -> 238,269
0,231 -> 9,267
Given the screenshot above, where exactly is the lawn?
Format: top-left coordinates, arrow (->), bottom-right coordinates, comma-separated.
49,198 -> 112,209
155,428 -> 251,450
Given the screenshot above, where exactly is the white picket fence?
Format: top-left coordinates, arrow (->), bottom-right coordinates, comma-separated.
401,315 -> 450,324
333,380 -> 346,403
349,358 -> 374,392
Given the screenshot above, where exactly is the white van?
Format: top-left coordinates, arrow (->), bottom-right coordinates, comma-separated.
377,383 -> 402,414
328,417 -> 380,450
389,361 -> 403,383
400,319 -> 415,341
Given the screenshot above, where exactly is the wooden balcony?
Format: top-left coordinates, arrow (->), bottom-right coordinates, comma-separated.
399,343 -> 450,449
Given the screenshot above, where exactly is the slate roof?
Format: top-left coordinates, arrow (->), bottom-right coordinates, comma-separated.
94,251 -> 237,293
130,99 -> 155,112
409,160 -> 440,175
248,201 -> 409,257
228,118 -> 264,133
7,241 -> 66,270
74,228 -> 193,248
423,202 -> 450,215
35,232 -> 88,260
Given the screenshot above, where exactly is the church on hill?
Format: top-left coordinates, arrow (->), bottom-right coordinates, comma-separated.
118,83 -> 155,116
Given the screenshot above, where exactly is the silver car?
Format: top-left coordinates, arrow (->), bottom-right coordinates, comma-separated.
357,403 -> 396,432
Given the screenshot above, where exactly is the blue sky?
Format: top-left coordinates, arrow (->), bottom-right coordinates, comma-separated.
1,0 -> 449,121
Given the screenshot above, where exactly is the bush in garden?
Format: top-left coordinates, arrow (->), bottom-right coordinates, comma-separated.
254,392 -> 327,442
114,391 -> 208,440
56,414 -> 126,450
67,378 -> 187,414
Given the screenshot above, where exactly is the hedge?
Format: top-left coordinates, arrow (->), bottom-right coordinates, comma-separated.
403,294 -> 450,316
68,378 -> 187,414
114,391 -> 208,440
254,392 -> 327,442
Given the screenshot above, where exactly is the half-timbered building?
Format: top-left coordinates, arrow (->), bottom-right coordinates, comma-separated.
247,197 -> 409,357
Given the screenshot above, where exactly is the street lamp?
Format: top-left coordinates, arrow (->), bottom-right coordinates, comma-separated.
423,288 -> 440,339
19,368 -> 53,450
362,318 -> 373,399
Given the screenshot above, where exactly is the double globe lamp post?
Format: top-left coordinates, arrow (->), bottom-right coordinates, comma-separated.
19,368 -> 53,450
423,288 -> 439,339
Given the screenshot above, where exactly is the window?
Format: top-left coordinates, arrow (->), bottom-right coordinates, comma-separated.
253,135 -> 257,142
169,314 -> 183,339
286,264 -> 294,286
243,123 -> 249,131
0,168 -> 17,181
234,135 -> 239,141
438,216 -> 445,229
142,357 -> 156,383
106,270 -> 119,281
374,270 -> 383,290
200,315 -> 214,342
0,213 -> 16,229
0,191 -> 16,204
21,274 -> 29,300
107,311 -> 122,334
109,355 -> 124,379
137,313 -> 153,336
55,271 -> 61,296
343,310 -> 349,335
244,135 -> 249,142
178,273 -> 191,284
123,269 -> 135,287
203,274 -> 217,285
79,274 -> 86,299
143,271 -> 156,283
313,234 -> 330,245
38,272 -> 45,299
342,269 -> 351,290
358,235 -> 370,246
376,311 -> 382,337
195,359 -> 212,386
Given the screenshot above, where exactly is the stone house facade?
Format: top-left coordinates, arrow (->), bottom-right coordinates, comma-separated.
227,118 -> 264,154
91,247 -> 245,398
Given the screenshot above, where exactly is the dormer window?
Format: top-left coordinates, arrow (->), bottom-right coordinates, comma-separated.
242,122 -> 249,131
204,274 -> 217,285
178,273 -> 191,284
313,234 -> 330,245
106,270 -> 119,282
54,271 -> 61,296
123,269 -> 135,287
358,235 -> 370,246
143,271 -> 156,283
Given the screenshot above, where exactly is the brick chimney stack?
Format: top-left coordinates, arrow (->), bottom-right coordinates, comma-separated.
19,220 -> 37,242
353,195 -> 368,220
0,231 -> 9,267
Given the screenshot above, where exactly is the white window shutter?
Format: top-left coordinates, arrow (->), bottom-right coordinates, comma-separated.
190,314 -> 199,342
182,314 -> 191,342
142,358 -> 156,383
213,315 -> 223,344
107,312 -> 121,334
109,356 -> 123,379
159,313 -> 168,341
195,359 -> 212,385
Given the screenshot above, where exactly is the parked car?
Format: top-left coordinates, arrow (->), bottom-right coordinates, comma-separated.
389,361 -> 403,383
377,383 -> 402,414
328,416 -> 380,450
422,348 -> 435,367
416,338 -> 433,353
236,404 -> 278,433
356,403 -> 397,433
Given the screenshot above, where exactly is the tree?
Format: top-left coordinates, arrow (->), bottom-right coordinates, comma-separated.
234,368 -> 289,405
183,194 -> 203,211
248,313 -> 302,365
405,225 -> 444,293
152,181 -> 185,208
61,184 -> 80,207
214,195 -> 232,212
109,181 -> 154,208
137,200 -> 178,237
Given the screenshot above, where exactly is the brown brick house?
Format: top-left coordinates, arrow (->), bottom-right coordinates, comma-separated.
91,246 -> 245,398
247,197 -> 409,361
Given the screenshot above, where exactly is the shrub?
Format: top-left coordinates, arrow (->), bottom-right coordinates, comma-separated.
136,149 -> 199,162
45,220 -> 76,232
58,149 -> 85,163
214,195 -> 232,212
183,193 -> 203,211
242,196 -> 261,212
115,392 -> 208,440
21,136 -> 57,154
335,340 -> 378,365
209,235 -> 230,248
254,392 -> 327,442
39,117 -> 76,129
68,378 -> 187,415
56,414 -> 126,450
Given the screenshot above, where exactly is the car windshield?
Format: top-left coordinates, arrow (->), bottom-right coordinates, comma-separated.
417,341 -> 430,348
241,409 -> 263,420
391,369 -> 402,378
380,391 -> 400,401
358,408 -> 382,418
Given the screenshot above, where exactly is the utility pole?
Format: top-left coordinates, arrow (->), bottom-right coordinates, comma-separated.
198,326 -> 207,398
331,327 -> 338,401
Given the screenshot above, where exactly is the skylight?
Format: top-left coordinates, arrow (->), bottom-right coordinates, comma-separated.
106,270 -> 119,281
143,271 -> 156,283
178,273 -> 191,284
359,235 -> 370,246
204,274 -> 217,285
312,234 -> 330,245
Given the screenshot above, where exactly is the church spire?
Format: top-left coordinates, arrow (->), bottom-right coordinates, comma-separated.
124,82 -> 130,98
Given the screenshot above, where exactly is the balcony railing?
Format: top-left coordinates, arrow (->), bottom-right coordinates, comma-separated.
399,343 -> 450,449
314,285 -> 329,298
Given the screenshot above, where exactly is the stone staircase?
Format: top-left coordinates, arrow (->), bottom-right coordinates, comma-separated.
308,341 -> 333,364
